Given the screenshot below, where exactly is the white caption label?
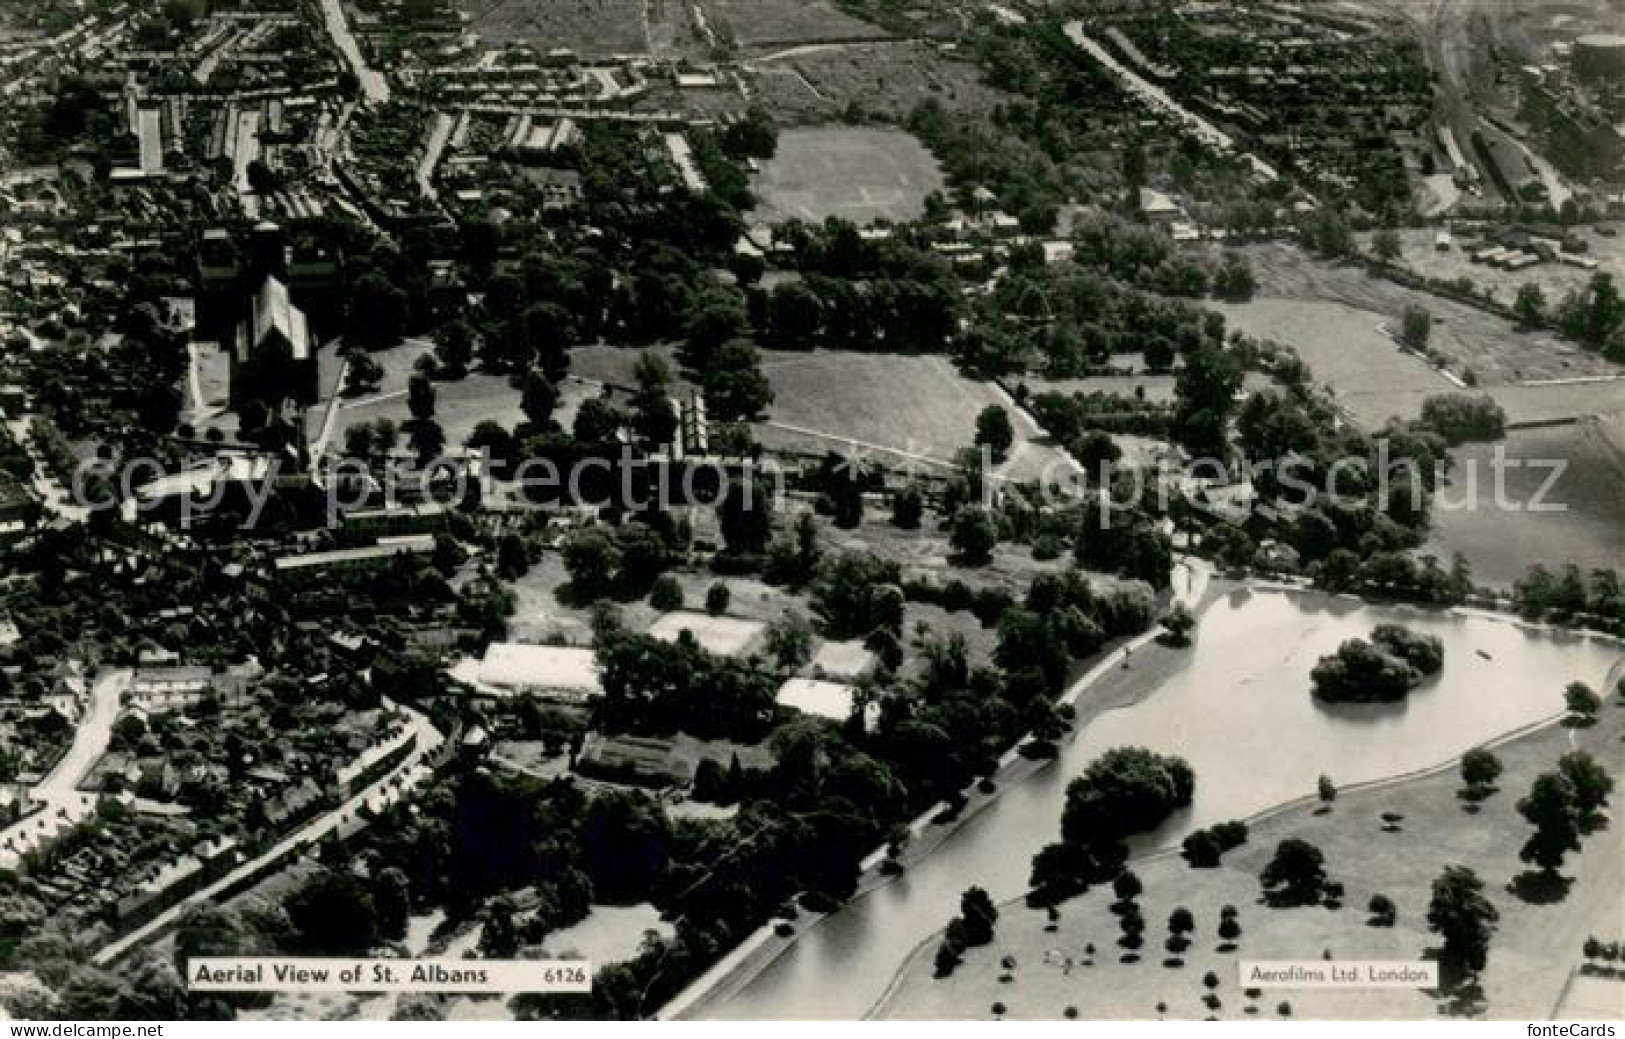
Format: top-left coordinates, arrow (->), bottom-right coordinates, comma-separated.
188,957 -> 592,993
1240,960 -> 1439,988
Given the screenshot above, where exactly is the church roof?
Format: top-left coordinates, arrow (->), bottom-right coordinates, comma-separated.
245,275 -> 310,361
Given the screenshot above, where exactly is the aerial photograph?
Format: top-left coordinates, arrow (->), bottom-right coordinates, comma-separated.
0,0 -> 1620,1029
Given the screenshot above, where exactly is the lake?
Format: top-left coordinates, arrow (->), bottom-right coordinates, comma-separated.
705,587 -> 1621,1019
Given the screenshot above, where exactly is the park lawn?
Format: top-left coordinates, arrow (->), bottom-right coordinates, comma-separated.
875,640 -> 1625,1021
749,126 -> 946,226
318,337 -> 603,455
755,350 -> 1070,475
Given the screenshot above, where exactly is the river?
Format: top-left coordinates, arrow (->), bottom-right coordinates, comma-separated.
705,587 -> 1621,1019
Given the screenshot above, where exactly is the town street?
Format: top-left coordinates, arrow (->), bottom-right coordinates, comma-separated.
5,416 -> 91,524
1064,21 -> 1281,183
0,670 -> 130,870
317,0 -> 390,104
91,704 -> 444,966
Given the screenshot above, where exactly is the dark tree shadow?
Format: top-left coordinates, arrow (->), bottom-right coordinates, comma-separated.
1422,950 -> 1487,1017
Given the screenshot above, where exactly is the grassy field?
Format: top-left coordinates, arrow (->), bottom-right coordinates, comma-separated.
457,0 -> 649,55
702,0 -> 891,47
876,638 -> 1625,1021
644,0 -> 713,60
749,126 -> 945,226
504,554 -> 810,648
750,41 -> 1007,124
1233,242 -> 1622,387
1424,418 -> 1625,589
1483,380 -> 1625,427
756,350 -> 1075,483
312,339 -> 600,455
1357,227 -> 1625,311
1210,299 -> 1455,429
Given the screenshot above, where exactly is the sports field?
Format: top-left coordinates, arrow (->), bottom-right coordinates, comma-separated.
749,126 -> 945,226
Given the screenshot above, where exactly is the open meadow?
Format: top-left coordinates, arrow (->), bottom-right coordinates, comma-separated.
702,0 -> 891,47
1424,417 -> 1625,589
749,41 -> 1007,123
306,339 -> 599,455
749,126 -> 945,226
456,0 -> 649,55
1233,242 -> 1621,386
756,350 -> 1075,483
1210,299 -> 1456,429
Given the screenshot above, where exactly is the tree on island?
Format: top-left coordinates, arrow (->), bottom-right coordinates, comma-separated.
1159,602 -> 1196,646
1061,748 -> 1196,846
1310,626 -> 1443,703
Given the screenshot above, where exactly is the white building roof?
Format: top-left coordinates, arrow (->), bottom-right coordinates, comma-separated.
475,643 -> 601,696
777,678 -> 855,721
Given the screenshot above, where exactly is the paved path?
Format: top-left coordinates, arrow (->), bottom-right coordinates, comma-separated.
307,352 -> 351,469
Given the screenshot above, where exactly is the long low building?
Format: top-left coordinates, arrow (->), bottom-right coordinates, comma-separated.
449,642 -> 602,701
272,534 -> 437,577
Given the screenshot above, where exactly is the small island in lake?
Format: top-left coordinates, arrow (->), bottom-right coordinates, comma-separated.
1310,624 -> 1445,703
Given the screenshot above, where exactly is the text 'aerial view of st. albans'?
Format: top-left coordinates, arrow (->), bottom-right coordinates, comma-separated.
0,0 -> 1620,1027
